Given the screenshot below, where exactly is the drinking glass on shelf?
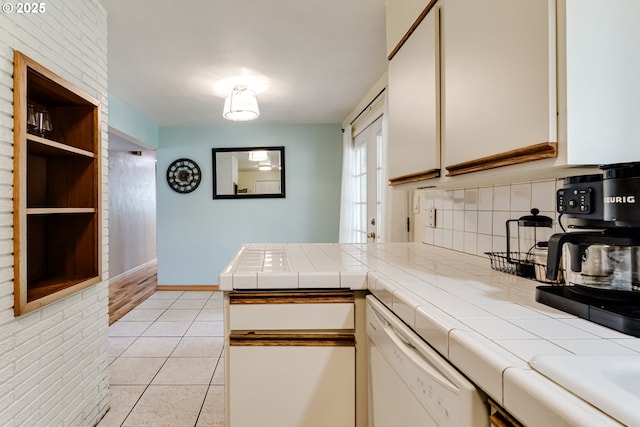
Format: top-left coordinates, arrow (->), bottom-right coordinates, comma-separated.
27,103 -> 37,134
38,108 -> 53,137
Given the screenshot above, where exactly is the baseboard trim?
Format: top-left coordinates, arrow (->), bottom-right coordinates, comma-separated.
156,285 -> 220,292
109,259 -> 158,284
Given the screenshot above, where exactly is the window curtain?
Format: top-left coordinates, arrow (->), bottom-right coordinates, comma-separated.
338,125 -> 356,243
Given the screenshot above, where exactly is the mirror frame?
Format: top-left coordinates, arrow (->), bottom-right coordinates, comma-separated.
212,146 -> 286,199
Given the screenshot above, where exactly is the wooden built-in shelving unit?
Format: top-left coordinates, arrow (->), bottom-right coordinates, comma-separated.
13,51 -> 101,315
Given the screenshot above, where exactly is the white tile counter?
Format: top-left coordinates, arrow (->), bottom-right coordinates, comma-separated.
220,243 -> 638,426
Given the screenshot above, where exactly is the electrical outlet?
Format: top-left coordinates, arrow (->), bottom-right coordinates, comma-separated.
427,208 -> 436,228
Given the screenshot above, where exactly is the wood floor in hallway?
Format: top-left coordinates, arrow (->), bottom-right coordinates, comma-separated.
108,261 -> 158,325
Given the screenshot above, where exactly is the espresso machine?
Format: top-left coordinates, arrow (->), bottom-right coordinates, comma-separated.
536,162 -> 640,337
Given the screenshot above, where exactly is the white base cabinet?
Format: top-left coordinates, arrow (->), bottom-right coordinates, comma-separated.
225,290 -> 366,427
229,345 -> 355,427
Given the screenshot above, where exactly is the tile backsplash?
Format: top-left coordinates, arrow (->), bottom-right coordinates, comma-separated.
416,179 -> 564,257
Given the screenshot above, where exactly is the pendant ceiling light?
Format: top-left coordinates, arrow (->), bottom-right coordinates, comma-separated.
248,150 -> 269,162
223,86 -> 260,121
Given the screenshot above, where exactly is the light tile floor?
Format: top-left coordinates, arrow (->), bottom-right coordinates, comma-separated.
98,291 -> 225,427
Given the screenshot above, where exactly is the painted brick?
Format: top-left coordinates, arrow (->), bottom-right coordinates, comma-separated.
0,293 -> 12,309
0,309 -> 13,325
0,390 -> 15,422
0,255 -> 11,268
36,377 -> 63,423
13,335 -> 41,374
0,0 -> 109,425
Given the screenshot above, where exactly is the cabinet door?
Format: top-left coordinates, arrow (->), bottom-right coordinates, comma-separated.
387,7 -> 440,181
386,0 -> 432,56
563,0 -> 640,164
440,0 -> 556,168
229,345 -> 355,427
229,302 -> 354,330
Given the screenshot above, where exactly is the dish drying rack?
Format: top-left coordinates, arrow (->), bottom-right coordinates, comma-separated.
485,252 -> 563,284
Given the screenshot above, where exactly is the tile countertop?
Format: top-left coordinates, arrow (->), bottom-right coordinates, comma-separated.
219,243 -> 636,426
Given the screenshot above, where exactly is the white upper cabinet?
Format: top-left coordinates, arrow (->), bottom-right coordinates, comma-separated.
386,0 -> 432,56
440,0 -> 557,172
387,5 -> 440,184
561,0 -> 640,165
383,0 -> 640,183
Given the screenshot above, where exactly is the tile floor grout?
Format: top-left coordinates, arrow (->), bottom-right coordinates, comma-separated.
97,290 -> 225,427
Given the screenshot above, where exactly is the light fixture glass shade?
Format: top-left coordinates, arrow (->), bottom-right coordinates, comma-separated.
258,165 -> 272,171
223,86 -> 260,121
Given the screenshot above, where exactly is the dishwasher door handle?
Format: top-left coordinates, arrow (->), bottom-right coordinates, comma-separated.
375,311 -> 460,394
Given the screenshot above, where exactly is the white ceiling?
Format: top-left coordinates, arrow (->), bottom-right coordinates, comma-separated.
100,0 -> 388,126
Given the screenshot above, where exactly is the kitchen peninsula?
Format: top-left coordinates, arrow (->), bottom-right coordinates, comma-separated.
221,243 -> 638,426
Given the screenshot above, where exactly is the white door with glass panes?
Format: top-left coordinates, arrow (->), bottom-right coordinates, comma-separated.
353,116 -> 384,243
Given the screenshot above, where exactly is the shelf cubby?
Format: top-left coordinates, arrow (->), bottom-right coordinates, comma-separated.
13,51 -> 102,315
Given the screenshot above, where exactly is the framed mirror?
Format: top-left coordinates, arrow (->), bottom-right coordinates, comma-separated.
212,146 -> 285,199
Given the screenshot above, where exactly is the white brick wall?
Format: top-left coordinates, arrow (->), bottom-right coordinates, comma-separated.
0,1 -> 109,426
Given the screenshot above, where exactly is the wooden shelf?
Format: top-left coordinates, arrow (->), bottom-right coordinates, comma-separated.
27,275 -> 100,301
27,208 -> 95,215
23,275 -> 101,314
13,51 -> 101,316
27,134 -> 95,158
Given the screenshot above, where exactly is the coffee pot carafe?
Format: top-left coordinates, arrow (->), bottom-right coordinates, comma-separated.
545,230 -> 640,292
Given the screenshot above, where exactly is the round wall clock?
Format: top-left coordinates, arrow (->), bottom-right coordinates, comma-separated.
166,158 -> 202,193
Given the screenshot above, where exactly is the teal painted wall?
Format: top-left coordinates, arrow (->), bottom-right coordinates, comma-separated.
157,123 -> 343,285
108,93 -> 160,148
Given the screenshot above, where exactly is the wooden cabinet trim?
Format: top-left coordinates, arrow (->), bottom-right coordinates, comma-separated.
488,398 -> 523,427
389,168 -> 441,186
229,290 -> 355,304
445,142 -> 557,177
388,0 -> 439,61
229,333 -> 355,347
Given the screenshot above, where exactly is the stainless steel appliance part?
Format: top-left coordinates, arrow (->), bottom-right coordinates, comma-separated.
366,295 -> 488,427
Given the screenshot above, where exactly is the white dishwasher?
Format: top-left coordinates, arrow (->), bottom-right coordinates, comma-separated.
366,295 -> 488,427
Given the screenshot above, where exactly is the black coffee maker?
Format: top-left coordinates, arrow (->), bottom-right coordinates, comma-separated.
537,163 -> 640,337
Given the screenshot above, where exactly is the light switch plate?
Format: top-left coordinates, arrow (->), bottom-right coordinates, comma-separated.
427,208 -> 436,228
